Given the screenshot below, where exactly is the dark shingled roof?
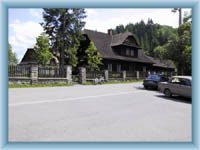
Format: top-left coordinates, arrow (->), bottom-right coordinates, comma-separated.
111,32 -> 139,47
147,56 -> 175,69
82,29 -> 154,64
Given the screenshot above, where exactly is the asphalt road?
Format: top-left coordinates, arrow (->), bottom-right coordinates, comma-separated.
9,82 -> 192,142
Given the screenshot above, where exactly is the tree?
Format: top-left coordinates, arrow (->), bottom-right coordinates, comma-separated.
153,46 -> 167,59
41,9 -> 86,75
34,33 -> 52,65
153,22 -> 191,75
67,43 -> 78,67
8,43 -> 18,65
114,24 -> 125,34
85,41 -> 102,72
177,22 -> 192,75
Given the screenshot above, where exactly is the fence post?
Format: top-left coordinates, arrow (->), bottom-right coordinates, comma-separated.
123,70 -> 126,81
66,65 -> 72,84
30,64 -> 38,84
104,70 -> 109,81
79,67 -> 86,84
136,71 -> 139,79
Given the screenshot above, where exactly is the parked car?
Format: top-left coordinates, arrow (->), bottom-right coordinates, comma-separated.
158,76 -> 192,98
143,74 -> 168,90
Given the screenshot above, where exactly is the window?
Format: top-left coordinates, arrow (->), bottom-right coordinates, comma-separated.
117,64 -> 121,72
108,64 -> 112,71
130,50 -> 134,56
126,49 -> 130,56
170,77 -> 191,86
180,79 -> 191,86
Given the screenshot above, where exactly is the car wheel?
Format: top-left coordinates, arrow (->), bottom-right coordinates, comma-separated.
144,86 -> 148,89
164,89 -> 172,97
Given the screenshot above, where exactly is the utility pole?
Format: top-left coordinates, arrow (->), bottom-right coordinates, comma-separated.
171,8 -> 182,26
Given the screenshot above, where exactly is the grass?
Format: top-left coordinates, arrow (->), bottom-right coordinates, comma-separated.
83,79 -> 143,85
9,83 -> 74,88
9,79 -> 143,88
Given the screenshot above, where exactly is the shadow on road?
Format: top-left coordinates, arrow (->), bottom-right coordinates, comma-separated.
134,86 -> 159,91
155,95 -> 192,104
134,86 -> 191,104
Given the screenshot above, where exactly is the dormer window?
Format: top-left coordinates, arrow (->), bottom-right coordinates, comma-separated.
126,49 -> 130,56
125,48 -> 135,57
130,50 -> 134,56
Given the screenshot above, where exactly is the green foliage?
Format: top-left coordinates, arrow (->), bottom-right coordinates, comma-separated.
153,46 -> 167,59
9,83 -> 73,88
8,43 -> 18,65
85,41 -> 102,71
178,22 -> 192,74
82,79 -> 143,85
183,45 -> 192,72
34,33 -> 52,65
67,44 -> 78,67
154,22 -> 191,75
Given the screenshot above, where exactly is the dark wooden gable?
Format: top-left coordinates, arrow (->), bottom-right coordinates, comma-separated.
20,48 -> 37,64
123,36 -> 139,48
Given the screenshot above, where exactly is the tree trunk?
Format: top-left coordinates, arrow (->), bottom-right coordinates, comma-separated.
59,48 -> 65,77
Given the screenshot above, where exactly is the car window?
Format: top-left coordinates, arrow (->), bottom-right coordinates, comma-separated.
160,76 -> 168,81
179,79 -> 191,86
147,75 -> 160,80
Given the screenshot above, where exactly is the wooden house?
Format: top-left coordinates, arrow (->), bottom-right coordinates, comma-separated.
20,29 -> 175,74
79,29 -> 175,73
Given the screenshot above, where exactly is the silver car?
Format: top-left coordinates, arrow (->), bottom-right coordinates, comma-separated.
158,76 -> 192,98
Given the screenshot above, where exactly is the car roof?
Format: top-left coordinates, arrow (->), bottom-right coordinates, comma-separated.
172,76 -> 192,80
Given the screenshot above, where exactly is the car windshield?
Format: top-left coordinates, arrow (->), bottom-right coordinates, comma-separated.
147,75 -> 160,80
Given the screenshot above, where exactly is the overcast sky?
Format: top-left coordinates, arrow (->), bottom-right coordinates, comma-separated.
9,8 -> 191,61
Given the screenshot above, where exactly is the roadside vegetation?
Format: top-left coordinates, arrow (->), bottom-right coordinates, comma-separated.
9,83 -> 73,88
82,79 -> 143,85
9,80 -> 143,88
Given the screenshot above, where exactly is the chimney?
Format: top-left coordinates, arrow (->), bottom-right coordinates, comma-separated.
108,29 -> 113,35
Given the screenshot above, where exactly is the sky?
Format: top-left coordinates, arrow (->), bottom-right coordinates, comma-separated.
8,8 -> 191,61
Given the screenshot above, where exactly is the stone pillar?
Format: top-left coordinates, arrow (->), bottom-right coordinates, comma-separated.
104,70 -> 108,82
122,71 -> 126,81
136,71 -> 139,79
66,65 -> 72,83
79,67 -> 86,84
30,65 -> 38,84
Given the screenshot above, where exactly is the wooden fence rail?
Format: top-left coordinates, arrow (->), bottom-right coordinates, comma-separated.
108,71 -> 123,79
9,65 -> 30,77
38,66 -> 66,78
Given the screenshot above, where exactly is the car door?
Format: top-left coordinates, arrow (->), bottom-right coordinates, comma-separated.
178,79 -> 191,97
